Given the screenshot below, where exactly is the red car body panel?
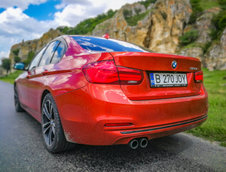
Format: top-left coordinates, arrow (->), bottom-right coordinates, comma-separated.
15,35 -> 208,146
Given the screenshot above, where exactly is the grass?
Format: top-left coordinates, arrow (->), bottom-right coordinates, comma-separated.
1,69 -> 226,146
182,43 -> 206,50
187,68 -> 226,147
0,70 -> 23,84
200,0 -> 220,10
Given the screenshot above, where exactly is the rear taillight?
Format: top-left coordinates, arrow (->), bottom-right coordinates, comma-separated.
194,71 -> 203,82
82,60 -> 143,85
117,66 -> 143,84
82,60 -> 118,84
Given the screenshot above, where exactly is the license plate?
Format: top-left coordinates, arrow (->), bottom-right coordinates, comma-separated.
150,73 -> 187,88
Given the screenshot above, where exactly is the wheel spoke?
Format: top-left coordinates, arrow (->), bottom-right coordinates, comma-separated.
43,104 -> 51,120
48,127 -> 53,145
42,122 -> 50,128
43,125 -> 51,134
49,102 -> 54,119
52,126 -> 55,135
47,100 -> 52,113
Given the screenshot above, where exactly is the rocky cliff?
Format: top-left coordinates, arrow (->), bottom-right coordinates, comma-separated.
9,29 -> 62,63
8,0 -> 226,70
205,28 -> 226,70
92,0 -> 192,54
92,2 -> 151,47
178,7 -> 226,70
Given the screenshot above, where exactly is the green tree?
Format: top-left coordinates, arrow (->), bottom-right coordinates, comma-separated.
14,56 -> 21,63
23,51 -> 35,66
59,9 -> 116,35
107,9 -> 115,16
12,49 -> 19,56
2,58 -> 11,74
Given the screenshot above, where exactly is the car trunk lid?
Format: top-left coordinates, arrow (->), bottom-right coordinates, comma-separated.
110,52 -> 202,100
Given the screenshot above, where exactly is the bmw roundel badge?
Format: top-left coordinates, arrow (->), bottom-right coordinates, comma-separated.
172,60 -> 177,69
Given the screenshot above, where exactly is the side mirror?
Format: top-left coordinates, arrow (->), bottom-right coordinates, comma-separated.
14,62 -> 26,71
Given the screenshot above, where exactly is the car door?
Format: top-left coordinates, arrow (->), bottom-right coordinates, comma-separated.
26,40 -> 60,116
17,46 -> 46,111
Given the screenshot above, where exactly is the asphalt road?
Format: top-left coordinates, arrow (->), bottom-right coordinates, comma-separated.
0,81 -> 226,172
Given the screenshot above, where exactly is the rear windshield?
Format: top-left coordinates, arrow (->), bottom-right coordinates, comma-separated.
72,36 -> 149,52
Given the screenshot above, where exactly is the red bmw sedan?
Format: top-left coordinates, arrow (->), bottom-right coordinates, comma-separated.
14,35 -> 208,153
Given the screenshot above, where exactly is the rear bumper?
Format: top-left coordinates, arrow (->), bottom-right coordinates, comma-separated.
106,115 -> 207,145
120,114 -> 207,134
55,84 -> 208,145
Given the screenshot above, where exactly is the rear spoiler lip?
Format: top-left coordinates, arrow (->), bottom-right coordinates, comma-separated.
109,52 -> 201,62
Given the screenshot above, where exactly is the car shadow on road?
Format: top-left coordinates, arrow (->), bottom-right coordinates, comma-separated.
19,110 -> 195,170
53,135 -> 195,170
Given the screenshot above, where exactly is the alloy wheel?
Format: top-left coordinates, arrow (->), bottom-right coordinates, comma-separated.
42,99 -> 56,147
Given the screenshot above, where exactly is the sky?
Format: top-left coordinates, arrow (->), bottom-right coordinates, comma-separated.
0,0 -> 139,62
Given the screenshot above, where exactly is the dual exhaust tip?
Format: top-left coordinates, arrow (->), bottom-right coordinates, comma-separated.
129,138 -> 148,149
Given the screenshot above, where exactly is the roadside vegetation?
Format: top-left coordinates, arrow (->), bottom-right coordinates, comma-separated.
187,69 -> 226,147
1,69 -> 226,146
1,58 -> 11,74
0,70 -> 23,84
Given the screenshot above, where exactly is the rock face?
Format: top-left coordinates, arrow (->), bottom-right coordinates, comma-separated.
196,8 -> 219,44
9,29 -> 62,63
179,47 -> 203,60
177,7 -> 225,70
92,2 -> 152,47
93,0 -> 192,54
144,0 -> 191,53
10,39 -> 38,62
205,28 -> 226,70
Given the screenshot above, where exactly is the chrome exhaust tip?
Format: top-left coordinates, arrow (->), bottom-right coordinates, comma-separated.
139,138 -> 148,148
129,139 -> 139,150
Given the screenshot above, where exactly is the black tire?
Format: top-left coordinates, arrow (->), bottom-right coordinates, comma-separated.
41,93 -> 72,153
14,85 -> 24,112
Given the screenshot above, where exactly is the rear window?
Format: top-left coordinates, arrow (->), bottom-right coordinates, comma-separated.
72,36 -> 149,52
